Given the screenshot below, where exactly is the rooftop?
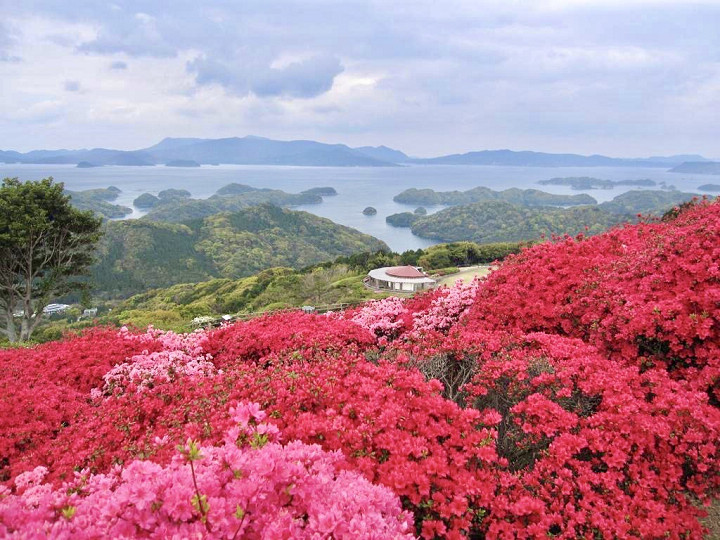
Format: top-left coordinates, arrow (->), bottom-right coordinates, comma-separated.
385,265 -> 428,279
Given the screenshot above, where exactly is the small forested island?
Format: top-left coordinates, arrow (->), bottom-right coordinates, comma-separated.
597,189 -> 700,215
165,159 -> 201,167
538,177 -> 656,190
362,206 -> 377,215
699,183 -> 720,192
66,186 -> 132,219
158,188 -> 192,200
397,190 -> 702,243
386,212 -> 419,227
133,193 -> 161,208
215,183 -> 260,196
142,184 -> 322,223
393,186 -> 596,206
669,161 -> 720,175
301,187 -> 338,196
414,206 -> 427,215
76,161 -> 101,168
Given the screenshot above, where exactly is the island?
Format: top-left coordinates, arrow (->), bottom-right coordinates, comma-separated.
669,162 -> 720,175
158,188 -> 192,201
301,187 -> 338,196
134,193 -> 161,208
698,184 -> 720,192
538,177 -> 656,190
76,161 -> 101,168
393,186 -> 596,207
386,212 -> 418,227
165,159 -> 201,167
363,207 -> 377,216
66,186 -> 132,219
414,207 -> 428,215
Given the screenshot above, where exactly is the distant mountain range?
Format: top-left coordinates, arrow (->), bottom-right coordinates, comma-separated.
0,136 -> 714,168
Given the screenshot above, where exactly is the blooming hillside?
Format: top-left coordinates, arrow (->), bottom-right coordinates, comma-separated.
1,200 -> 719,538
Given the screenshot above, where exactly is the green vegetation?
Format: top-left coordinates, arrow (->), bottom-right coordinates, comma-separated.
1,177 -> 103,342
91,204 -> 388,298
133,193 -> 160,208
597,190 -> 700,215
393,186 -> 596,206
158,188 -> 192,200
409,201 -> 628,243
538,177 -> 656,190
142,184 -> 322,222
415,241 -> 527,269
396,191 -> 704,244
414,207 -> 427,215
25,239 -> 527,339
66,186 -> 132,219
386,212 -> 419,227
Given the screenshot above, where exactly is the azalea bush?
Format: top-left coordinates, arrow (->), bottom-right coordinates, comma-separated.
1,200 -> 719,538
0,402 -> 414,539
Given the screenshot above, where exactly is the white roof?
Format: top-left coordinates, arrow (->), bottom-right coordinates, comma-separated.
368,267 -> 436,284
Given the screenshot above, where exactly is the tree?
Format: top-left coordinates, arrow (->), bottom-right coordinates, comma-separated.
0,177 -> 102,342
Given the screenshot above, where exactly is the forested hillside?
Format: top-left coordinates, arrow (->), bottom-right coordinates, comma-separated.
92,204 -> 388,297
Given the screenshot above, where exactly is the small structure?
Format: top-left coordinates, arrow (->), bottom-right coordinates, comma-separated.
82,307 -> 98,318
366,265 -> 436,293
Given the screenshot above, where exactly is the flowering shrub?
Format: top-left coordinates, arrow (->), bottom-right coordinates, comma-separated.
2,201 -> 719,538
466,199 -> 720,400
410,278 -> 479,336
102,328 -> 216,395
0,327 -> 163,484
0,403 -> 414,539
459,331 -> 720,538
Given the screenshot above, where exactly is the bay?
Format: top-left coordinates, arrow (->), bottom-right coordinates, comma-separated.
0,163 -> 711,252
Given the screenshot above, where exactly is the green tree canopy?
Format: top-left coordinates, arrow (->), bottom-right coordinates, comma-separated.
0,177 -> 102,342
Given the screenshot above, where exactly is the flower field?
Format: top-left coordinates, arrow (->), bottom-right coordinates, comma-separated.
1,200 -> 719,538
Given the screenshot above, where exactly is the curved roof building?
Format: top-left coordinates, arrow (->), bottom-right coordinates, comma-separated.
366,265 -> 436,293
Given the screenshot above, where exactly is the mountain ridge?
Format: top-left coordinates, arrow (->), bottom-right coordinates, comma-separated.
0,136 -> 712,168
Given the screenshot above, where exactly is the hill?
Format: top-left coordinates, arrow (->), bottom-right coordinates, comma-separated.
142,136 -> 397,167
669,161 -> 720,175
91,204 -> 388,297
393,186 -> 596,206
140,183 -> 325,222
3,138 -> 711,168
537,177 -> 657,190
398,190 -> 704,243
409,149 -> 702,167
409,201 -> 625,243
66,186 -> 132,219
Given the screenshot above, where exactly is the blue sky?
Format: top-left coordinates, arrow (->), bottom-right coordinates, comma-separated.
1,0 -> 719,157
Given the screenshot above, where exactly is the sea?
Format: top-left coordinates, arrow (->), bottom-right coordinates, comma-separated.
0,163 -> 714,252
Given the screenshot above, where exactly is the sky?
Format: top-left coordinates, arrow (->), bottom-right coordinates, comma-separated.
1,0 -> 719,158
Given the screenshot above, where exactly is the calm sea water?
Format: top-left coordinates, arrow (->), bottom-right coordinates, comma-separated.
0,163 -> 712,252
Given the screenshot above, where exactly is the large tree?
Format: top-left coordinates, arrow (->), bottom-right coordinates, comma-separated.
0,177 -> 102,342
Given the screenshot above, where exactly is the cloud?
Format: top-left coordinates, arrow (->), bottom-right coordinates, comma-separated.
64,80 -> 81,92
77,12 -> 176,57
188,54 -> 344,98
2,1 -> 720,156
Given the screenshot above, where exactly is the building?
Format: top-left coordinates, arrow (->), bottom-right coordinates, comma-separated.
365,265 -> 436,293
